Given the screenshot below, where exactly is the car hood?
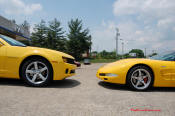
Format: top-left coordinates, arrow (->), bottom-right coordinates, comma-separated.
26,46 -> 74,59
102,58 -> 152,68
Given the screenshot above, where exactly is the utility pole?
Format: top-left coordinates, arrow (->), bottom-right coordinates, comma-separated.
116,28 -> 120,57
145,48 -> 146,58
122,42 -> 124,55
89,36 -> 92,57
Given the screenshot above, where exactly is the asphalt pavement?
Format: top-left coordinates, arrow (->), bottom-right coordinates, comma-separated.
0,63 -> 175,116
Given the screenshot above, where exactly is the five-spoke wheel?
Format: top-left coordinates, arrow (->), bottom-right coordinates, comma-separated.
127,66 -> 153,91
21,58 -> 53,87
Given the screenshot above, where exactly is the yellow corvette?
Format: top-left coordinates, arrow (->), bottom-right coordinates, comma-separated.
97,51 -> 175,90
0,34 -> 76,87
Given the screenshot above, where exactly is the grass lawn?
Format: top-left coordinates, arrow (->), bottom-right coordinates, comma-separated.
90,59 -> 117,63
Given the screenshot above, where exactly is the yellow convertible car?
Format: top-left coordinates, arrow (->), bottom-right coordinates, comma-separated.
97,51 -> 175,91
0,34 -> 76,87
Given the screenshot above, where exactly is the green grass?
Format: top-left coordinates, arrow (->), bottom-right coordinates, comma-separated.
90,59 -> 117,63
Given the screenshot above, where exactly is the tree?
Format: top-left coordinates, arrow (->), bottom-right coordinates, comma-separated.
149,53 -> 158,57
17,20 -> 30,45
67,19 -> 92,60
123,53 -> 131,58
129,49 -> 144,58
47,18 -> 66,52
21,20 -> 30,31
31,20 -> 48,47
98,50 -> 117,59
11,19 -> 16,24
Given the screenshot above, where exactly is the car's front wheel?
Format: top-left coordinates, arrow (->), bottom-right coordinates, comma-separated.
127,66 -> 153,91
21,58 -> 53,87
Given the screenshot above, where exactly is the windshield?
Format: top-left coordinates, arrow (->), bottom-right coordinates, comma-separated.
0,34 -> 26,47
150,51 -> 175,61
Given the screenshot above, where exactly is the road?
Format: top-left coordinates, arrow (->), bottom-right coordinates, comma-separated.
0,63 -> 175,116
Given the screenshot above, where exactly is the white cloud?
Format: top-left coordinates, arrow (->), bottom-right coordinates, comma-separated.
113,0 -> 175,19
173,27 -> 175,32
0,0 -> 42,15
157,18 -> 174,28
135,30 -> 143,35
93,0 -> 175,54
92,21 -> 149,53
108,0 -> 175,54
92,21 -> 116,52
113,0 -> 142,16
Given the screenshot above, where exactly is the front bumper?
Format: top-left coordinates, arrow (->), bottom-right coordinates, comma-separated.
52,61 -> 76,80
96,69 -> 126,84
63,63 -> 76,78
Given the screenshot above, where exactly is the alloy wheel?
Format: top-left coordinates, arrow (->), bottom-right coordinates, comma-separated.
130,68 -> 151,90
25,61 -> 49,85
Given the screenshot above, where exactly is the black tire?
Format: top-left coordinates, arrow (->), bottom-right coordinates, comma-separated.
21,58 -> 53,87
126,66 -> 154,91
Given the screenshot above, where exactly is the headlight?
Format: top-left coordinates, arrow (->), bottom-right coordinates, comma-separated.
105,73 -> 118,77
62,57 -> 75,64
62,57 -> 68,63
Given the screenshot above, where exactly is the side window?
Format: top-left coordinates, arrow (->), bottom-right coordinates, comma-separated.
173,56 -> 175,61
172,55 -> 175,61
165,55 -> 175,61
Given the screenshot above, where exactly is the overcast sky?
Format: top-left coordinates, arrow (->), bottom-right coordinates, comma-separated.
0,0 -> 175,55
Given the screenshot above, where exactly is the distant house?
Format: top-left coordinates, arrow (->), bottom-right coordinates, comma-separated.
0,15 -> 30,40
129,53 -> 137,57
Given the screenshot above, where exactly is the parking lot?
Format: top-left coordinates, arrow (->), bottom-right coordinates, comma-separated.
0,63 -> 175,116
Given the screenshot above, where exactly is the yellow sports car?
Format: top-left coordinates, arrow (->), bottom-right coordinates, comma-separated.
97,51 -> 175,90
0,34 -> 76,87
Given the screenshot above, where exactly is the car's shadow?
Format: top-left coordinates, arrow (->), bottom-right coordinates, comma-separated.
0,78 -> 25,86
48,79 -> 81,88
98,81 -> 175,92
98,81 -> 130,91
0,78 -> 81,88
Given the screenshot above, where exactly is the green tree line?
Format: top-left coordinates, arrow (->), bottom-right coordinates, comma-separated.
92,49 -> 145,59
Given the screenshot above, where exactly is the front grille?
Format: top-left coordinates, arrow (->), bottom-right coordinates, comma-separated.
70,70 -> 75,74
67,58 -> 75,64
99,73 -> 106,76
65,69 -> 69,74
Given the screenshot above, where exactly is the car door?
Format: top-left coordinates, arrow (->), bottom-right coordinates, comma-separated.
171,58 -> 175,81
160,56 -> 175,81
166,55 -> 175,81
0,42 -> 6,76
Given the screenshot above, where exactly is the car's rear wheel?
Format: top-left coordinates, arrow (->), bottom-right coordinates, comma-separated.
21,58 -> 53,87
127,66 -> 153,91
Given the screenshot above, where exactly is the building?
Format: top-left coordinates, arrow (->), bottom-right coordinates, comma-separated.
129,53 -> 137,57
0,15 -> 30,40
